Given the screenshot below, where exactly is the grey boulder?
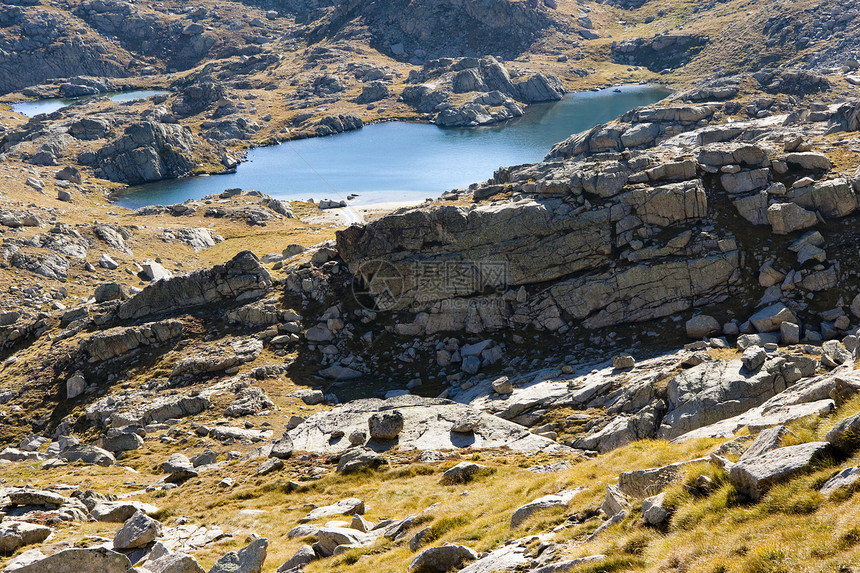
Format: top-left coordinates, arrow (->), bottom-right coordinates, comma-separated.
8,548 -> 131,573
59,444 -> 115,466
820,467 -> 860,496
408,545 -> 478,572
299,498 -> 364,523
113,510 -> 162,550
336,447 -> 387,474
144,552 -> 205,573
276,545 -> 315,572
91,500 -> 159,523
749,303 -> 797,333
439,462 -> 484,485
729,442 -> 831,500
685,314 -> 721,338
208,538 -> 267,573
368,411 -> 404,440
825,411 -> 860,453
738,426 -> 795,462
601,484 -> 631,517
641,492 -> 669,525
510,489 -> 580,528
741,345 -> 767,372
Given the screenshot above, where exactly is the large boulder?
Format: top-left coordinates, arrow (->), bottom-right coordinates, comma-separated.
784,152 -> 832,171
6,489 -> 67,507
59,444 -> 115,466
657,356 -> 816,440
641,492 -> 669,525
368,411 -> 404,440
618,459 -> 706,497
820,467 -> 860,496
408,545 -> 479,572
113,510 -> 162,550
440,462 -> 485,485
0,522 -> 52,554
685,314 -> 721,338
600,484 -> 631,517
336,448 -> 387,474
314,528 -> 373,556
208,538 -> 267,573
748,303 -> 797,333
825,412 -> 860,453
739,426 -> 794,461
515,73 -> 565,103
354,81 -> 390,104
720,168 -> 770,195
767,203 -> 818,234
144,551 -> 205,573
788,179 -> 857,219
276,545 -> 315,572
729,442 -> 831,500
90,500 -> 160,523
9,547 -> 132,573
299,498 -> 364,523
101,432 -> 144,453
510,490 -> 580,528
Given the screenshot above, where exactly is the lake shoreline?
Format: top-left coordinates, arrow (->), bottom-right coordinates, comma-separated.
109,83 -> 673,209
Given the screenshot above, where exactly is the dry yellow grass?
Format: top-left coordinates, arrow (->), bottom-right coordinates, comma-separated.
3,367 -> 860,572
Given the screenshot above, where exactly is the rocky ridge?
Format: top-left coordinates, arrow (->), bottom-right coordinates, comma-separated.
6,0 -> 860,571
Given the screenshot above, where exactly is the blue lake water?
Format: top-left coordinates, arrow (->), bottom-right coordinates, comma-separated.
12,90 -> 170,118
113,85 -> 671,209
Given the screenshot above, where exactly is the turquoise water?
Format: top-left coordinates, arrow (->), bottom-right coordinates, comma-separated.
12,90 -> 169,118
114,85 -> 671,208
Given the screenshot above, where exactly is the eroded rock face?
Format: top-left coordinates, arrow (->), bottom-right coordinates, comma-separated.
0,5 -> 131,95
657,356 -> 816,440
79,320 -> 184,363
336,1 -> 554,61
337,174 -> 738,333
94,121 -> 197,184
612,34 -> 709,71
117,250 -> 271,321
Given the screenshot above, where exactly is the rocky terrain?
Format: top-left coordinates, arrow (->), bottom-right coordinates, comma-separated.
4,0 -> 860,572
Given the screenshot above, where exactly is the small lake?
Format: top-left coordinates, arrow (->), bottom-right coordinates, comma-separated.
12,90 -> 170,118
115,85 -> 671,209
